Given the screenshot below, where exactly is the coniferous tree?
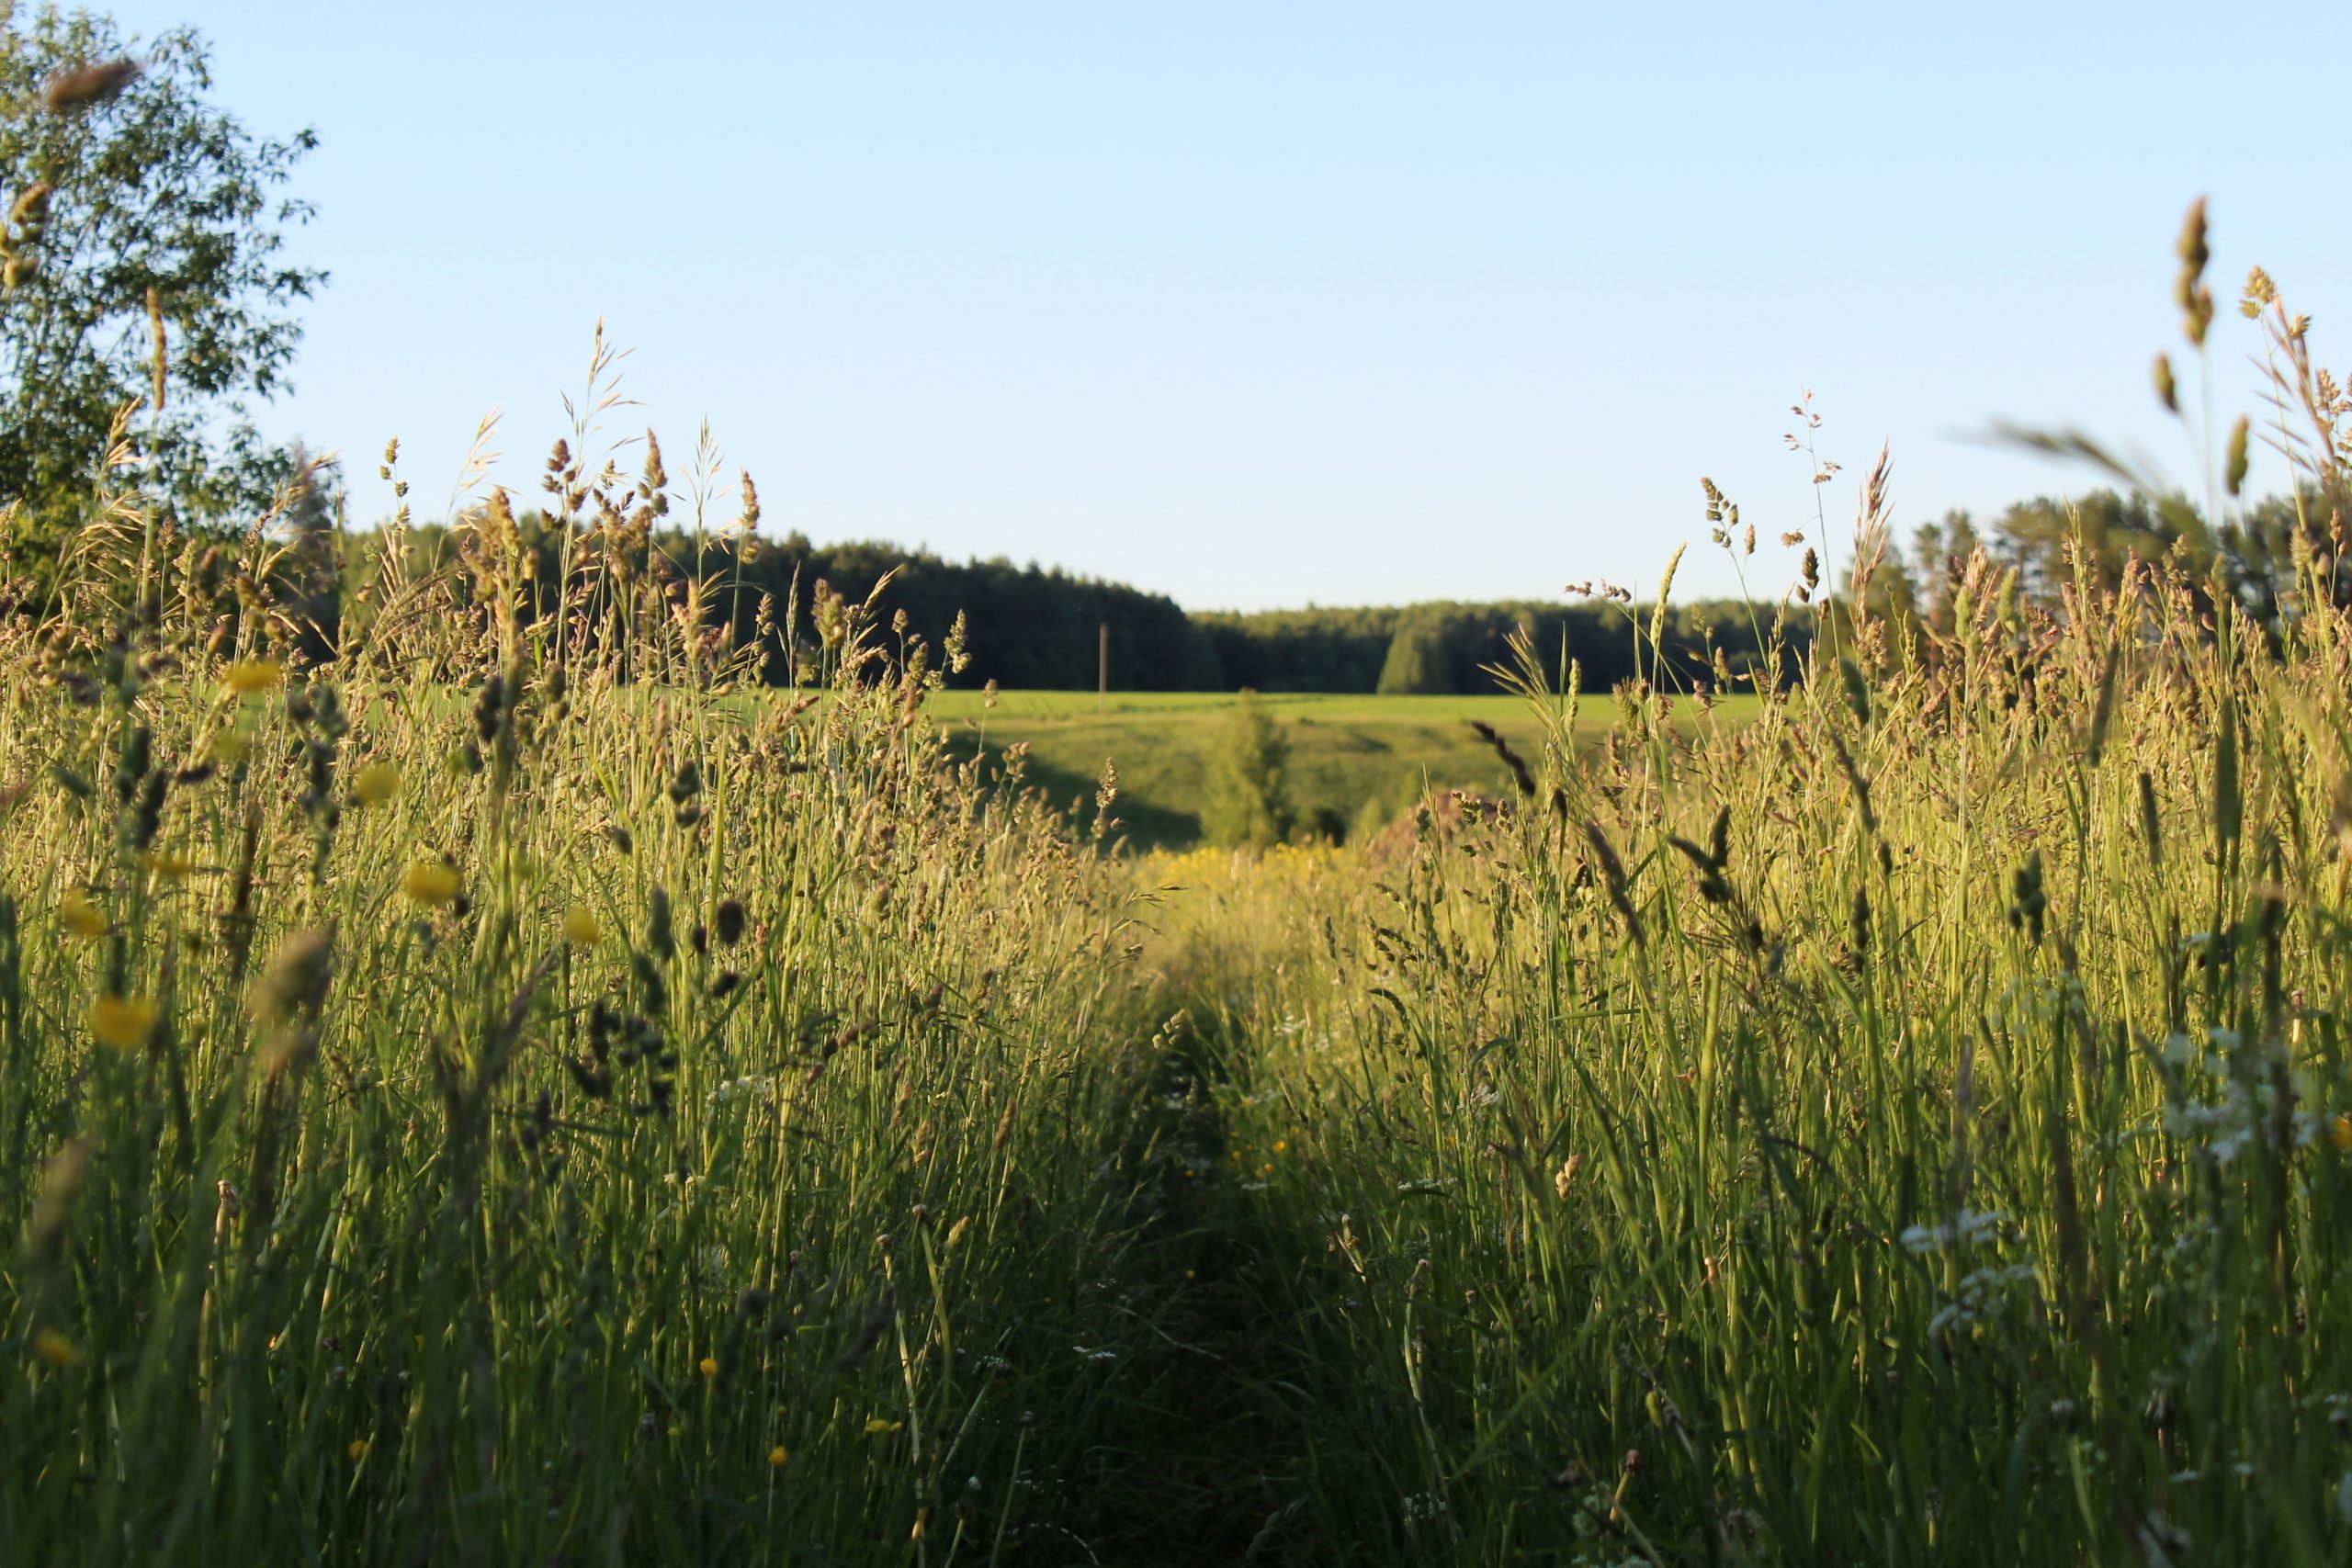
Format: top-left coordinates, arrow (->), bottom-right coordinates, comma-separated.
1203,690 -> 1296,849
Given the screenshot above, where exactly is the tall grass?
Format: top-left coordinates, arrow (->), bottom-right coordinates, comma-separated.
0,424 -> 1205,1563
1150,239 -> 2352,1562
10,202 -> 2352,1565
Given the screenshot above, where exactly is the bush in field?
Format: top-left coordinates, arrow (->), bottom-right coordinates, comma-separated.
1202,688 -> 1296,849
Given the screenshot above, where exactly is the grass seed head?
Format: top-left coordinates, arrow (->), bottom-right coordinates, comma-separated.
251,931 -> 333,1022
2175,197 -> 2215,345
41,59 -> 141,112
646,887 -> 675,960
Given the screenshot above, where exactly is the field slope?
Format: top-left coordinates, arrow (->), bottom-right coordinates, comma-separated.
924,689 -> 1759,846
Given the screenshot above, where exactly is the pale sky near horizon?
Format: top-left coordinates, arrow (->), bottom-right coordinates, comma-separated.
77,1 -> 2352,610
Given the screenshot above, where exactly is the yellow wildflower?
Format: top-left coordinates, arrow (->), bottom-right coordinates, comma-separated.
768,1445 -> 787,1468
2335,1114 -> 2352,1154
352,763 -> 401,807
347,1438 -> 369,1462
698,1357 -> 719,1380
222,659 -> 285,694
141,850 -> 197,880
864,1417 -> 904,1435
90,994 -> 158,1050
562,905 -> 604,948
60,888 -> 106,939
31,1328 -> 76,1368
401,861 -> 461,907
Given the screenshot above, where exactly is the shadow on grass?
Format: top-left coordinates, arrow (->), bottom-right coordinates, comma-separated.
964,745 -> 1205,851
1052,1008 -> 1351,1565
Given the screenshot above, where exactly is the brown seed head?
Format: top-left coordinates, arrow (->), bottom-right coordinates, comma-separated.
41,59 -> 141,112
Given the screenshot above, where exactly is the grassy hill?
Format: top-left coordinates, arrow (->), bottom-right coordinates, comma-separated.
923,689 -> 1761,847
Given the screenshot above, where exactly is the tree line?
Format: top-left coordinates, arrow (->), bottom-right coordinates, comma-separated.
260,476 -> 2331,699
7,456 -> 2340,701
8,13 -> 2344,705
318,509 -> 1792,696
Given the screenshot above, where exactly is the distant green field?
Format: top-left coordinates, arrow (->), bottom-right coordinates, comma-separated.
922,689 -> 1759,847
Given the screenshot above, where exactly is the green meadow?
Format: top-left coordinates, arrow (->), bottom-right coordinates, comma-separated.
923,689 -> 1762,846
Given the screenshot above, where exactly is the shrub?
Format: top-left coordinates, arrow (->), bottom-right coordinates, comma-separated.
1201,689 -> 1297,849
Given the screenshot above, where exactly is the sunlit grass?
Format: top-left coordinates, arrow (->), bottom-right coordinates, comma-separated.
0,473 -> 1186,1564
926,690 -> 1764,848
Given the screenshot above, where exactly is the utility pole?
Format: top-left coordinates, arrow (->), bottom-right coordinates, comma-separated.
1098,622 -> 1108,714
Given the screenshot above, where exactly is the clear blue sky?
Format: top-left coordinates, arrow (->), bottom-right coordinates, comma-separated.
94,0 -> 2352,609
